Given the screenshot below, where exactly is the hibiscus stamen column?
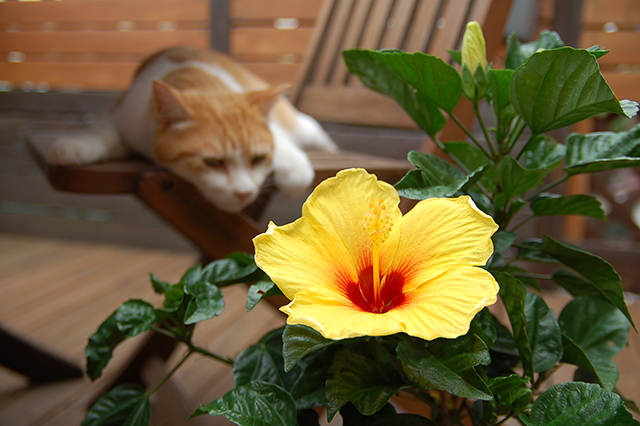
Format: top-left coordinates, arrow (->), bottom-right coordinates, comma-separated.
363,198 -> 393,313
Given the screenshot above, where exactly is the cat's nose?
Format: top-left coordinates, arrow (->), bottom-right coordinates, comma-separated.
234,190 -> 254,201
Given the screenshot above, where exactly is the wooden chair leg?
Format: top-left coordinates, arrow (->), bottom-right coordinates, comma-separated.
0,325 -> 83,383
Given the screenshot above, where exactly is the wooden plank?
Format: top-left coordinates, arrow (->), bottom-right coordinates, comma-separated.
312,0 -> 354,84
0,62 -> 139,91
297,85 -> 417,128
379,0 -> 418,50
0,0 -> 210,23
240,62 -> 302,85
580,31 -> 640,64
582,0 -> 640,26
0,31 -> 209,54
358,0 -> 394,49
230,27 -> 314,56
427,0 -> 472,58
231,0 -> 323,21
603,72 -> 640,102
403,0 -> 442,52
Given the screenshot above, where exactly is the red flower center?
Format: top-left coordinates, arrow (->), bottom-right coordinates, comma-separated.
345,265 -> 406,313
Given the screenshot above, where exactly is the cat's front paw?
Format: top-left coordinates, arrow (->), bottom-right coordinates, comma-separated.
47,134 -> 111,165
274,163 -> 314,199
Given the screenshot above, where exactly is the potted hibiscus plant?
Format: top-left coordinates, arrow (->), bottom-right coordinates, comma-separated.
81,23 -> 640,426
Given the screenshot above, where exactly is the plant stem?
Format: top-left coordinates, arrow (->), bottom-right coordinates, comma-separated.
495,412 -> 515,426
473,101 -> 497,158
534,365 -> 561,390
507,119 -> 527,157
190,345 -> 235,365
409,390 -> 466,426
509,215 -> 533,232
146,349 -> 194,396
450,113 -> 493,160
151,325 -> 178,339
525,174 -> 570,203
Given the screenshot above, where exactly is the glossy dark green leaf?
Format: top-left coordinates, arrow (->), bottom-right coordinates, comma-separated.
443,141 -> 492,173
469,308 -> 497,349
561,333 -> 619,391
488,69 -> 514,110
492,265 -> 542,292
326,340 -> 407,421
541,235 -> 636,330
492,271 -> 534,377
519,382 -> 638,426
497,157 -> 549,198
523,293 -> 563,373
343,49 -> 461,137
282,324 -> 335,372
531,194 -> 606,219
234,328 -> 289,389
487,374 -> 532,415
180,264 -> 202,287
512,47 -> 634,135
115,299 -> 155,337
82,384 -> 150,426
505,30 -> 565,70
192,381 -> 296,426
202,253 -> 261,286
561,296 -> 629,359
564,124 -> 640,175
516,239 -> 561,264
288,347 -> 335,410
522,135 -> 566,170
493,231 -> 517,254
160,283 -> 185,312
395,151 -> 484,200
150,273 -> 171,294
183,278 -> 225,324
246,280 -> 282,312
397,335 -> 492,400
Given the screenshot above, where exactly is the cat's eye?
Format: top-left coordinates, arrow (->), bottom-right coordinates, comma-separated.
251,155 -> 267,166
204,158 -> 225,169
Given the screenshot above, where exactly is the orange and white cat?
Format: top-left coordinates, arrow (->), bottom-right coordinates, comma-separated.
47,47 -> 337,212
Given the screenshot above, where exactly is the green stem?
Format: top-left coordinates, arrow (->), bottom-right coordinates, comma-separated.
507,119 -> 528,157
449,113 -> 493,160
190,345 -> 235,365
146,349 -> 194,396
409,390 -> 466,426
509,215 -> 533,232
525,174 -> 570,203
511,272 -> 553,281
474,101 -> 497,158
534,365 -> 561,390
151,325 -> 178,339
495,412 -> 515,426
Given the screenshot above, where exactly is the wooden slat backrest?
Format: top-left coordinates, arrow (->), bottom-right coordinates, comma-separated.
0,0 -> 325,92
578,0 -> 640,103
291,0 -> 513,129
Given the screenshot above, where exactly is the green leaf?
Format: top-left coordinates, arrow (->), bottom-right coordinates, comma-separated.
192,381 -> 296,426
541,235 -> 636,330
202,253 -> 261,286
233,328 -> 289,389
397,335 -> 492,400
488,69 -> 514,110
183,277 -> 225,324
282,324 -> 335,372
497,157 -> 549,198
246,280 -> 282,312
469,308 -> 497,349
492,271 -> 534,377
487,374 -> 532,414
443,141 -> 492,173
565,123 -> 640,175
160,283 -> 185,312
395,151 -> 483,200
562,334 -> 619,391
326,340 -> 407,421
512,47 -> 633,134
522,135 -> 566,170
493,230 -> 517,254
520,382 -> 639,425
531,194 -> 606,219
288,347 -> 334,410
505,30 -> 565,70
343,49 -> 461,137
492,265 -> 542,292
150,273 -> 171,294
524,292 -> 564,373
115,299 -> 155,337
516,239 -> 562,264
82,384 -> 150,426
560,296 -> 629,359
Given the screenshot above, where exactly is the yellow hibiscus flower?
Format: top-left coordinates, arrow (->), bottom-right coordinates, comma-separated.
253,168 -> 499,341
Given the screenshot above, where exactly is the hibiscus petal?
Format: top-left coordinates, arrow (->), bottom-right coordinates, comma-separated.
301,169 -> 402,272
385,266 -> 499,341
254,219 -> 356,300
394,196 -> 498,289
281,286 -> 408,340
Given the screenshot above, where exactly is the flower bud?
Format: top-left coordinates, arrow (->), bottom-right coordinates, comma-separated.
461,21 -> 488,101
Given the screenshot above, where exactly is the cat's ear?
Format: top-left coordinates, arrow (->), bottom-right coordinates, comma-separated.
245,84 -> 289,117
152,80 -> 192,128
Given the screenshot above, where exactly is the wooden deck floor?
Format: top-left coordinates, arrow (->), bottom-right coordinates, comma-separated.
1,233 -> 639,425
0,233 -> 284,426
